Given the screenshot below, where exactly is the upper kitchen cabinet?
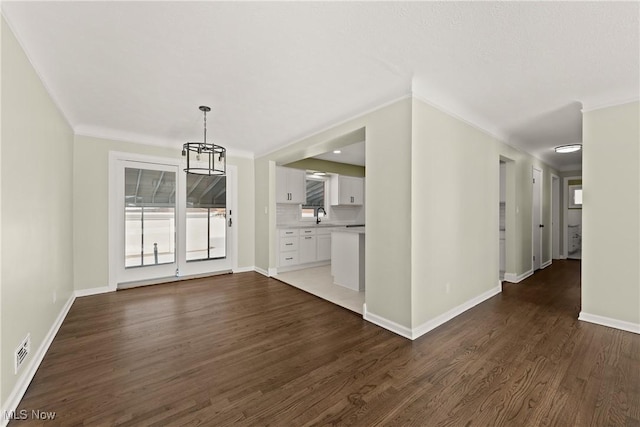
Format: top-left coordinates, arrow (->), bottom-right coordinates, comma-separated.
330,175 -> 364,206
276,166 -> 306,204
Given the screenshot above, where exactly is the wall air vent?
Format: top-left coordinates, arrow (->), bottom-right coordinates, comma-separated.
15,334 -> 30,373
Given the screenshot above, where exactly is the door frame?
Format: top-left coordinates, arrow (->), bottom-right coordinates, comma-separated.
108,151 -> 237,291
531,167 -> 543,271
563,175 -> 582,259
551,173 -> 560,260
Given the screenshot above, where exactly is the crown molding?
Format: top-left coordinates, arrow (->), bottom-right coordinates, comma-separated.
255,91 -> 413,160
581,96 -> 640,113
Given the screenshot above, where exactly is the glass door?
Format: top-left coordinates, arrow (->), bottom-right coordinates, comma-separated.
110,154 -> 236,289
115,160 -> 179,285
177,170 -> 235,277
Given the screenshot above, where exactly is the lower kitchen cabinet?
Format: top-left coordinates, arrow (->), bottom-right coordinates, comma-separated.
299,234 -> 317,264
277,227 -> 335,270
317,233 -> 331,261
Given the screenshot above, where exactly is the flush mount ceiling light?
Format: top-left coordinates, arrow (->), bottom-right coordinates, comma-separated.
182,106 -> 226,175
554,144 -> 582,154
333,150 -> 341,154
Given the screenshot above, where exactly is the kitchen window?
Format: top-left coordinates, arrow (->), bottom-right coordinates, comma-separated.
301,176 -> 327,219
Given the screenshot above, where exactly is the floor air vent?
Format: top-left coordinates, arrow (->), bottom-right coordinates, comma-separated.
15,334 -> 30,373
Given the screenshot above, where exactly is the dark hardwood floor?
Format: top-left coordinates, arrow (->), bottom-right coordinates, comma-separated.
10,260 -> 640,426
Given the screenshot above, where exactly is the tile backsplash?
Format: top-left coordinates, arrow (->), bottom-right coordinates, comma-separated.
276,204 -> 365,226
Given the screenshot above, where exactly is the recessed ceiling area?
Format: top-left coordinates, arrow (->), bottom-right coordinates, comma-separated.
312,141 -> 365,167
1,1 -> 638,171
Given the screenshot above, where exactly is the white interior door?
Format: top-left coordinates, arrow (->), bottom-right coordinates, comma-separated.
532,167 -> 543,270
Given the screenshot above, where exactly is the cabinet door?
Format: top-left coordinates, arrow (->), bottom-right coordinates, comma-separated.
339,176 -> 353,205
288,168 -> 307,204
350,177 -> 364,205
299,235 -> 317,264
317,234 -> 331,261
276,167 -> 306,204
276,167 -> 290,203
332,175 -> 364,205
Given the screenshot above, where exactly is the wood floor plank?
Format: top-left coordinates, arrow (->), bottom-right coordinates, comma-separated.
9,261 -> 640,426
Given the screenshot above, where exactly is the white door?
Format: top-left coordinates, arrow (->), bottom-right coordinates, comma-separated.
178,166 -> 236,277
115,160 -> 179,285
532,168 -> 543,270
110,153 -> 236,289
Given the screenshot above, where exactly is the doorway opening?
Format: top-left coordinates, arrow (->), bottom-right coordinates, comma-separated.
564,176 -> 583,259
552,174 -> 561,260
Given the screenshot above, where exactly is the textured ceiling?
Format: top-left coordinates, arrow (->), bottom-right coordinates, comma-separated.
2,1 -> 638,171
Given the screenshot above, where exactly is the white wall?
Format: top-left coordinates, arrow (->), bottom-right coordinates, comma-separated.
411,98 -> 501,326
1,17 -> 75,407
581,101 -> 639,330
255,95 -> 558,335
73,135 -> 255,291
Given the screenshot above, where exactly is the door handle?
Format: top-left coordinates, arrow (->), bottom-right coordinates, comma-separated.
228,217 -> 233,227
539,224 -> 544,228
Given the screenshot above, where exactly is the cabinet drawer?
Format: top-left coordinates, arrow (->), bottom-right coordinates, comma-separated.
279,229 -> 299,237
279,252 -> 299,266
316,228 -> 333,235
300,228 -> 316,236
279,237 -> 298,251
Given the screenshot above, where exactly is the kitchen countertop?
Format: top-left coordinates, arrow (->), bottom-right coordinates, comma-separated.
333,226 -> 365,234
277,224 -> 363,229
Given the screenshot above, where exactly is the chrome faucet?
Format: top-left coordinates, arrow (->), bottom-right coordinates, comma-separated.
316,207 -> 327,224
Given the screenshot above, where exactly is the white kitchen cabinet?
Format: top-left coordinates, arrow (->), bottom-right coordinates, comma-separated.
299,229 -> 317,264
331,229 -> 365,291
317,234 -> 331,261
278,228 -> 299,268
276,166 -> 306,204
330,175 -> 364,206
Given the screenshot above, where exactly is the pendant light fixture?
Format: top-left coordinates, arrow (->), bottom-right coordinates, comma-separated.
554,144 -> 582,154
182,106 -> 226,175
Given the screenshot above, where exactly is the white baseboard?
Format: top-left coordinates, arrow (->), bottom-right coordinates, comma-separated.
363,283 -> 502,341
232,266 -> 255,274
268,267 -> 278,277
503,269 -> 533,283
363,303 -> 413,339
412,282 -> 502,340
75,285 -> 112,297
254,267 -> 270,277
1,294 -> 75,427
540,259 -> 552,269
578,312 -> 640,334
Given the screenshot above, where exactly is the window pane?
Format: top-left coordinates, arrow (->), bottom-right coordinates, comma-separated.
209,208 -> 227,259
125,207 -> 142,267
186,174 -> 226,261
302,178 -> 325,217
186,208 -> 209,261
574,189 -> 583,205
124,168 -> 176,268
